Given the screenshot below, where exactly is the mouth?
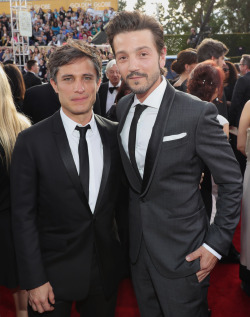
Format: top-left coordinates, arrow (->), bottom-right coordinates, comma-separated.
71,96 -> 88,102
127,72 -> 147,81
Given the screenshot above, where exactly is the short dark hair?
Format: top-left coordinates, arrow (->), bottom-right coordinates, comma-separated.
197,38 -> 229,63
187,60 -> 225,102
48,40 -> 102,83
106,11 -> 165,56
242,54 -> 250,69
27,60 -> 37,70
171,49 -> 197,74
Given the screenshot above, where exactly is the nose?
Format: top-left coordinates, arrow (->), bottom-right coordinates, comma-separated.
74,80 -> 85,93
128,58 -> 139,73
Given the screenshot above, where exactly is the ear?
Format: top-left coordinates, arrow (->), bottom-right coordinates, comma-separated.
96,78 -> 102,92
159,46 -> 167,68
50,78 -> 58,94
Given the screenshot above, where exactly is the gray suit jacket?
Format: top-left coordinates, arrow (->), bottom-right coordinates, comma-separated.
117,81 -> 242,278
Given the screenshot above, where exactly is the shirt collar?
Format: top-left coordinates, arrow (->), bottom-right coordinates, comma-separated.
132,76 -> 167,109
60,108 -> 97,136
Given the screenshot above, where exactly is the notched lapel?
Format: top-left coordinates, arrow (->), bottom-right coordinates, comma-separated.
117,95 -> 142,193
141,83 -> 176,195
94,115 -> 111,213
52,112 -> 91,213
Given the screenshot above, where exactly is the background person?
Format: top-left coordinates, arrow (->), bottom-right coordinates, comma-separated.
170,48 -> 197,92
0,65 -> 31,317
3,63 -> 26,112
98,59 -> 121,117
237,100 -> 250,296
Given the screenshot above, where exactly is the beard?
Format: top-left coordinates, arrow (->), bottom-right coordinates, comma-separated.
125,69 -> 161,95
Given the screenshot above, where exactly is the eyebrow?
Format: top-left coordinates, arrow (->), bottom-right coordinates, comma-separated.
61,73 -> 95,78
116,46 -> 152,55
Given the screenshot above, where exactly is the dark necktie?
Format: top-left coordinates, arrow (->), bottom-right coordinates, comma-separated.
128,104 -> 147,182
75,125 -> 91,199
109,86 -> 118,94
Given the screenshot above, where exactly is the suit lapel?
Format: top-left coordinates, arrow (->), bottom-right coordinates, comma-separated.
94,115 -> 111,213
141,83 -> 176,195
52,111 -> 92,214
117,95 -> 142,193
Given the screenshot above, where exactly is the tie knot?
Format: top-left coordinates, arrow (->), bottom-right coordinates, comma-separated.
109,86 -> 118,94
134,104 -> 147,117
75,125 -> 90,138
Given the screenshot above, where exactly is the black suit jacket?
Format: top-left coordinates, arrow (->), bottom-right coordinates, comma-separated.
229,72 -> 250,127
117,81 -> 242,278
98,81 -> 109,117
23,72 -> 43,90
22,83 -> 101,124
11,112 -> 127,300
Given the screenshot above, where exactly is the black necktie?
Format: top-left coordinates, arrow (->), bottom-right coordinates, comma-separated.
128,104 -> 147,182
109,86 -> 118,94
75,125 -> 91,199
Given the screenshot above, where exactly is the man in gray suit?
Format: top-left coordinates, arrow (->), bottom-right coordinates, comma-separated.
106,11 -> 242,317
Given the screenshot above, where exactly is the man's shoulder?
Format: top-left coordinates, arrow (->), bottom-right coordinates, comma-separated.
95,114 -> 118,131
19,113 -> 56,139
99,81 -> 109,91
25,83 -> 51,95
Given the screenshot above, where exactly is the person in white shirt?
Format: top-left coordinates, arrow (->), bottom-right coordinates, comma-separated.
11,40 -> 128,317
98,59 -> 121,117
106,10 -> 242,317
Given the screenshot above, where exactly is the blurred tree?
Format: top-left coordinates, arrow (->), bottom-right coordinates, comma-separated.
118,0 -> 127,12
166,0 -> 250,34
133,0 -> 146,13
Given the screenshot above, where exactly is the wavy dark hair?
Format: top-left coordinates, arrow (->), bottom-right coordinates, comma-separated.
171,49 -> 197,74
187,60 -> 225,102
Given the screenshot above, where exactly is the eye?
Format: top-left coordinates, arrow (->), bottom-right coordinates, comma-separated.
63,77 -> 72,81
118,56 -> 127,62
140,52 -> 148,57
83,76 -> 93,81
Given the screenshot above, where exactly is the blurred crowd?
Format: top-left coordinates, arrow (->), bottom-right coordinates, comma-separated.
0,5 -> 116,79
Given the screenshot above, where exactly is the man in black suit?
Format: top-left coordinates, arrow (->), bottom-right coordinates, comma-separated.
106,11 -> 242,317
11,41 -> 127,317
22,83 -> 101,124
98,59 -> 121,117
23,59 -> 43,89
229,54 -> 250,175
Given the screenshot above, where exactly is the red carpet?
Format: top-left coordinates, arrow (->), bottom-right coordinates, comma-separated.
1,223 -> 249,317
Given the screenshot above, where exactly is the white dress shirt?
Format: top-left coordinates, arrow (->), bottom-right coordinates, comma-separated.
60,109 -> 103,213
106,80 -> 121,113
120,76 -> 221,260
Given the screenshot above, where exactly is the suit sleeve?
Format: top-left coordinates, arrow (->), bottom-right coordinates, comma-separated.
195,102 -> 242,256
11,132 -> 48,290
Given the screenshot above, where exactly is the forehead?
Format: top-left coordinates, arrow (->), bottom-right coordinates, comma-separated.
113,29 -> 156,53
56,57 -> 97,77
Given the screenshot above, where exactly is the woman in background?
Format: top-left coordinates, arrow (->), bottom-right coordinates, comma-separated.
3,64 -> 26,112
237,100 -> 250,296
0,65 -> 31,317
187,60 -> 229,137
170,48 -> 197,92
187,60 -> 229,227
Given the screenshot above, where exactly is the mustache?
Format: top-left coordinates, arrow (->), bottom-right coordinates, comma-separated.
126,72 -> 148,80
